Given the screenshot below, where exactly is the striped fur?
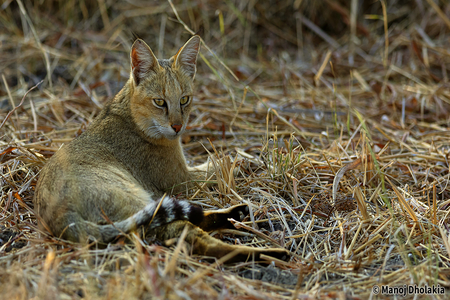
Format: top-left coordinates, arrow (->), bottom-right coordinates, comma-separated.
103,197 -> 204,242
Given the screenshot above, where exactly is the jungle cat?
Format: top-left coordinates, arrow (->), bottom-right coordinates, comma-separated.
34,36 -> 289,262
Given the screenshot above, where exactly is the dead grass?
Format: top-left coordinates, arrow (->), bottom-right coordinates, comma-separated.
1,0 -> 450,299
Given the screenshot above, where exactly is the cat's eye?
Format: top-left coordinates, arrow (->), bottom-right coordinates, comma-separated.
180,96 -> 190,105
153,99 -> 166,107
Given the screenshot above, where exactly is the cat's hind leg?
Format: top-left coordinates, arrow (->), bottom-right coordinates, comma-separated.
152,220 -> 290,263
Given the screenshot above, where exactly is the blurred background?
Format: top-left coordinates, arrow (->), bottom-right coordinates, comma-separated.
1,0 -> 450,160
1,0 -> 449,109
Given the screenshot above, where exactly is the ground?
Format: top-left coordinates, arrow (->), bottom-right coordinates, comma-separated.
1,1 -> 450,299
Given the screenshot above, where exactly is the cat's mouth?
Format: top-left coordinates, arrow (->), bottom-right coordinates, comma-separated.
165,126 -> 184,139
164,131 -> 181,140
141,119 -> 184,140
157,124 -> 184,140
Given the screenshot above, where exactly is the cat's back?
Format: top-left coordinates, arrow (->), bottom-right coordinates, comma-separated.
34,99 -> 140,203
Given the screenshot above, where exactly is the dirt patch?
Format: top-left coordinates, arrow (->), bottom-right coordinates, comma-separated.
240,264 -> 298,286
0,226 -> 27,252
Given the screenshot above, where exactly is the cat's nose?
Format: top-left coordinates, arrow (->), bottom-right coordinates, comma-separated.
171,124 -> 182,133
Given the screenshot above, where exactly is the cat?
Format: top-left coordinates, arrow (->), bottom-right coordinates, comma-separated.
34,36 -> 289,263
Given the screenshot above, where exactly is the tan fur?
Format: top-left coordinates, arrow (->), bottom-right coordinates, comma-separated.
34,36 -> 289,262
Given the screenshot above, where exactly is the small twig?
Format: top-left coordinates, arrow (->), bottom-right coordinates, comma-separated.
167,0 -> 239,81
229,218 -> 282,248
2,74 -> 18,130
0,80 -> 43,131
297,13 -> 339,48
380,0 -> 389,68
424,0 -> 450,31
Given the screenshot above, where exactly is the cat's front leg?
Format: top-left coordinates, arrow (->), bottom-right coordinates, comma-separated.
153,220 -> 290,263
196,204 -> 249,231
186,157 -> 214,187
188,157 -> 214,174
187,155 -> 246,185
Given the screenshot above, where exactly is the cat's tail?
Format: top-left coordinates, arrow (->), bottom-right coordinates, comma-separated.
119,196 -> 204,234
63,196 -> 204,244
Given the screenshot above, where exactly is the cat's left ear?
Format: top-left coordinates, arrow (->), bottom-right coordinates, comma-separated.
172,35 -> 201,80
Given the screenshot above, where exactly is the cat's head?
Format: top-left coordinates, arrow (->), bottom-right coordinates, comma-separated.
129,36 -> 200,142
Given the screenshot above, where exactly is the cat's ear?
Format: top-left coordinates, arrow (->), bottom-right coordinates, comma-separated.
172,35 -> 201,80
130,39 -> 160,85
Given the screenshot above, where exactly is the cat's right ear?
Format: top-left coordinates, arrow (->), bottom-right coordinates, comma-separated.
130,39 -> 160,85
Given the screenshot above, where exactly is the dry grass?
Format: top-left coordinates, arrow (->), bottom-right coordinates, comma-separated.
1,0 -> 450,299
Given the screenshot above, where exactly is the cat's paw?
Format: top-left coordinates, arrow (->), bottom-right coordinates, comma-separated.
211,155 -> 248,178
224,203 -> 249,222
199,203 -> 249,231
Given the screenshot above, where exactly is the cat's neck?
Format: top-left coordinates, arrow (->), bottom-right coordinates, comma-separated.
96,81 -> 181,147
